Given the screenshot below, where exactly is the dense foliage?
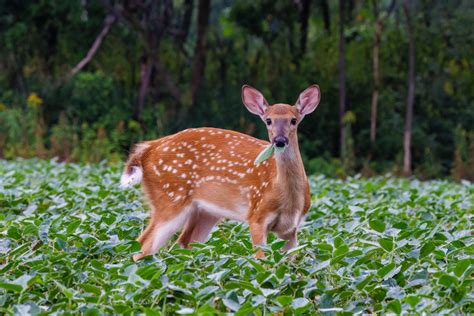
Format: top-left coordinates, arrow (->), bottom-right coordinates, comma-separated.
0,159 -> 472,314
0,1 -> 473,179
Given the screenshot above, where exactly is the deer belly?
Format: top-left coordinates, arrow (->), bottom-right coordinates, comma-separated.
192,182 -> 250,221
193,199 -> 248,221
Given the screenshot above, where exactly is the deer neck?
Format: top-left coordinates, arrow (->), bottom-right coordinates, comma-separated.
274,134 -> 306,190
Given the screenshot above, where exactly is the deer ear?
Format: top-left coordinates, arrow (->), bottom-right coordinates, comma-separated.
242,85 -> 269,116
296,85 -> 320,117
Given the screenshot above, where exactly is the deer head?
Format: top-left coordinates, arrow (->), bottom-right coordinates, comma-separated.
241,85 -> 321,150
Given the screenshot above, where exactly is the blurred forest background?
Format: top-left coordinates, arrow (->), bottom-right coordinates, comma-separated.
0,0 -> 473,180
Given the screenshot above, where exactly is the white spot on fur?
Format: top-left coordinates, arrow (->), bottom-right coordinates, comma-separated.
152,165 -> 161,177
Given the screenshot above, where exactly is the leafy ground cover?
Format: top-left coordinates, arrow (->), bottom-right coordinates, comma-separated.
0,159 -> 472,315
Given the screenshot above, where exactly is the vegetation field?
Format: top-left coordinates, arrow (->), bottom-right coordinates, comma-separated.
0,159 -> 472,315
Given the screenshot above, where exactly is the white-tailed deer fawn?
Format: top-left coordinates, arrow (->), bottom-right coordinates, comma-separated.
121,85 -> 321,261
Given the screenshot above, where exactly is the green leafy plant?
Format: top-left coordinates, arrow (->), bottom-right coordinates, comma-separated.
0,159 -> 472,314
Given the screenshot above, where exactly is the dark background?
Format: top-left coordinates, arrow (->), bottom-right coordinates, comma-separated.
0,0 -> 473,179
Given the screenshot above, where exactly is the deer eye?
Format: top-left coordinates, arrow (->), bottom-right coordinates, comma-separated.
266,118 -> 272,125
291,118 -> 297,125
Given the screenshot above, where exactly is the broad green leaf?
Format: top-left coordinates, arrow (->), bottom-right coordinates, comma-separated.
223,291 -> 241,311
438,273 -> 458,287
291,297 -> 310,312
144,308 -> 161,316
333,244 -> 349,257
386,300 -> 402,314
420,241 -> 435,258
66,219 -> 81,234
377,262 -> 396,278
0,282 -> 23,292
276,295 -> 293,306
405,295 -> 420,307
314,259 -> 330,272
378,238 -> 394,252
54,280 -> 74,299
80,284 -> 102,296
453,258 -> 471,277
356,274 -> 374,291
369,220 -> 386,233
315,243 -> 333,251
84,308 -> 102,316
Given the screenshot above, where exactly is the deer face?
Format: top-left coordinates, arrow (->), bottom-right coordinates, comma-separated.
242,85 -> 321,150
263,104 -> 299,148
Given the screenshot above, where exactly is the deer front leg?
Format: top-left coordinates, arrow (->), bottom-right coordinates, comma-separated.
249,220 -> 267,259
277,229 -> 298,252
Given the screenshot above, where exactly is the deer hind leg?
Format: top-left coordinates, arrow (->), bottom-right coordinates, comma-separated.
133,204 -> 191,261
178,208 -> 220,248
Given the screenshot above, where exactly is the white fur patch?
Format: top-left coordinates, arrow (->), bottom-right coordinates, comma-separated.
194,199 -> 248,222
120,166 -> 143,188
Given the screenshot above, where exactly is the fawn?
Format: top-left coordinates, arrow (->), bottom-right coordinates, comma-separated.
121,85 -> 321,261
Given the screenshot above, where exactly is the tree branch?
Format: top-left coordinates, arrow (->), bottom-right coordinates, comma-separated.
66,14 -> 116,81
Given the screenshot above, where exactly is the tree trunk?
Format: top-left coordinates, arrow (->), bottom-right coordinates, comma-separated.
347,0 -> 355,21
191,0 -> 211,106
403,0 -> 415,176
135,53 -> 153,121
370,0 -> 396,154
320,0 -> 331,33
338,0 -> 346,159
179,0 -> 194,44
295,0 -> 311,57
370,1 -> 382,148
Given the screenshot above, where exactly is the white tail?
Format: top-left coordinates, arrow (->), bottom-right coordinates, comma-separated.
120,143 -> 151,188
120,166 -> 143,188
123,85 -> 321,260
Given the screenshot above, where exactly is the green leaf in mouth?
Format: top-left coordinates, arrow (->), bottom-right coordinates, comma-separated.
254,144 -> 275,165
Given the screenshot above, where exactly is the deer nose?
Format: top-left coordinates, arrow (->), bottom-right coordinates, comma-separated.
273,136 -> 288,148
